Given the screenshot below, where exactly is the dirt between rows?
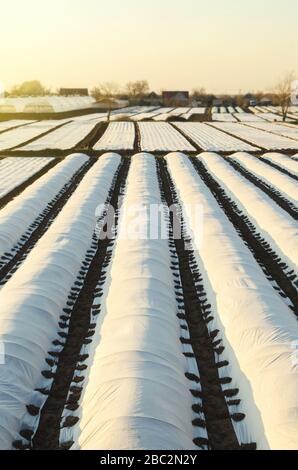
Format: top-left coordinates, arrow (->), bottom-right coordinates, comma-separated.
0,158 -> 95,285
31,158 -> 130,450
224,157 -> 298,220
191,158 -> 298,316
258,158 -> 298,182
1,117 -> 298,159
0,157 -> 62,210
156,157 -> 253,450
0,120 -> 36,136
7,120 -> 72,152
77,122 -> 109,150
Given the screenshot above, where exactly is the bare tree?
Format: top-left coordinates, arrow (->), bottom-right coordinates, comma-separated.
91,82 -> 119,121
191,87 -> 206,101
126,80 -> 149,103
99,81 -> 119,98
275,72 -> 295,121
90,86 -> 102,101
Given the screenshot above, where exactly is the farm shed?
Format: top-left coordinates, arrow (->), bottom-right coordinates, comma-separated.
162,91 -> 189,106
59,88 -> 89,96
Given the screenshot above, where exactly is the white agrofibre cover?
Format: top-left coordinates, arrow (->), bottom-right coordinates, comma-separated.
245,122 -> 298,141
0,157 -> 54,198
174,122 -> 258,152
138,122 -> 195,152
166,153 -> 298,450
234,113 -> 265,122
18,121 -> 97,151
211,113 -> 237,122
0,153 -> 121,449
230,152 -> 298,205
131,112 -> 157,122
0,154 -> 89,258
0,120 -> 36,132
168,108 -> 190,116
211,123 -> 298,150
261,152 -> 298,177
70,153 -> 196,450
259,112 -> 293,123
199,152 -> 298,275
0,121 -> 66,151
153,113 -> 171,121
71,113 -> 107,123
93,122 -> 135,151
182,108 -> 206,117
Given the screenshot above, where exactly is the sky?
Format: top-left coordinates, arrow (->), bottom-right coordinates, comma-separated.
1,0 -> 297,94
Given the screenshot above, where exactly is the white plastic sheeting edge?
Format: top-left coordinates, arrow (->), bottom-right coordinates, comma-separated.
173,123 -> 258,152
66,153 -> 197,450
261,152 -> 298,177
0,157 -> 54,198
229,152 -> 298,205
166,152 -> 259,447
166,152 -> 298,450
0,153 -> 121,449
93,122 -> 135,151
138,122 -> 195,152
0,154 -> 89,261
198,152 -> 298,277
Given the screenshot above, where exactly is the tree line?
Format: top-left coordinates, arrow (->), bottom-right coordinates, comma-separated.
3,72 -> 297,122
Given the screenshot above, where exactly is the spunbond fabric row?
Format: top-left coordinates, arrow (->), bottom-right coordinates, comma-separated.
0,156 -> 54,199
0,153 -> 121,449
166,152 -> 298,450
198,152 -> 298,279
261,152 -> 298,178
229,152 -> 298,205
64,153 -> 197,450
0,154 -> 89,259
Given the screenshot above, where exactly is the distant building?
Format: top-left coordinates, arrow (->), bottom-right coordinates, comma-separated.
259,97 -> 272,106
191,99 -> 203,107
144,92 -> 161,106
213,98 -> 223,106
243,93 -> 257,107
162,91 -> 189,106
59,88 -> 89,96
249,99 -> 258,106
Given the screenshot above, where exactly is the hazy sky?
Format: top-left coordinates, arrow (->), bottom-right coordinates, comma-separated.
1,0 -> 297,94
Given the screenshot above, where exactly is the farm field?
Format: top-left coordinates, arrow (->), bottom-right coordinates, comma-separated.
18,121 -> 99,151
0,120 -> 70,151
0,147 -> 297,451
234,113 -> 265,122
244,122 -> 298,140
138,122 -> 195,151
261,152 -> 298,176
0,106 -> 296,154
180,108 -> 207,120
211,113 -> 238,122
93,122 -> 135,151
0,120 -> 36,132
131,109 -> 165,121
2,0 -> 298,454
255,112 -> 294,123
173,122 -> 258,152
0,156 -> 55,199
210,122 -> 298,150
227,152 -> 298,207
